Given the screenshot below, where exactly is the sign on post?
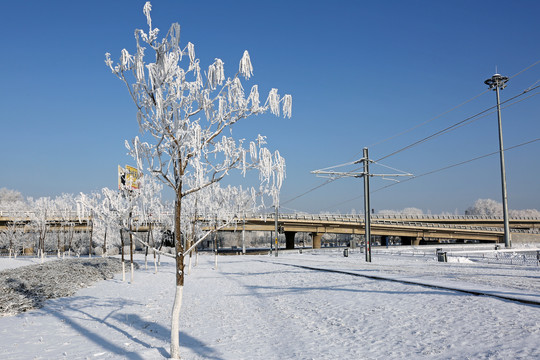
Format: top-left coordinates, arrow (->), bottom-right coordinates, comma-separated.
118,165 -> 140,190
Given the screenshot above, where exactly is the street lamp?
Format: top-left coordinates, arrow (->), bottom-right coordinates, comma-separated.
484,73 -> 511,248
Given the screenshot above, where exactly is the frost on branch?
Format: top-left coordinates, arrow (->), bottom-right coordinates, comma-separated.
239,50 -> 253,80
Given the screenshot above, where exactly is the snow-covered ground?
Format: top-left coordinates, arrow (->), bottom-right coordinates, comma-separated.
1,248 -> 539,359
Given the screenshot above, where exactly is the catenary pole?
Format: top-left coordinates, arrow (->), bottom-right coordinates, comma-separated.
363,147 -> 372,262
274,206 -> 279,257
484,74 -> 511,248
311,147 -> 411,262
242,212 -> 246,255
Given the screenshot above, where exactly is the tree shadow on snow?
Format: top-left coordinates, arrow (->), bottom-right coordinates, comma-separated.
40,295 -> 169,359
114,312 -> 225,360
239,283 -> 462,298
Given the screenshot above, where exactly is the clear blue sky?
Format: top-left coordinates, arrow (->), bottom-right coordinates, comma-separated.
1,0 -> 539,214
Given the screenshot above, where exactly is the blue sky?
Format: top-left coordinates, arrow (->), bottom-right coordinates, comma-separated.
1,0 -> 539,214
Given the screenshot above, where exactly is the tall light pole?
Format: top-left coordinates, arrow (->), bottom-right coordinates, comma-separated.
484,74 -> 511,248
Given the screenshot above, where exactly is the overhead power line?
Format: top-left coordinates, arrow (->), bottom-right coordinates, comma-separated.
320,138 -> 540,211
350,59 -> 540,161
374,137 -> 540,193
508,58 -> 540,79
375,83 -> 540,162
359,89 -> 490,155
287,88 -> 539,208
284,61 -> 540,208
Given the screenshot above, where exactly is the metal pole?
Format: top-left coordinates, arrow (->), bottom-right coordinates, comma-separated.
242,213 -> 246,255
485,74 -> 511,248
274,206 -> 279,257
363,147 -> 372,262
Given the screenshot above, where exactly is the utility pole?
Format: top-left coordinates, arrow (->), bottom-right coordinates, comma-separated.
311,147 -> 412,263
484,74 -> 512,248
363,148 -> 372,262
242,212 -> 246,255
274,205 -> 279,257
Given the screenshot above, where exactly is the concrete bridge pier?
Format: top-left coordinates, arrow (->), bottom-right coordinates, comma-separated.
312,233 -> 322,249
400,236 -> 423,246
285,231 -> 296,249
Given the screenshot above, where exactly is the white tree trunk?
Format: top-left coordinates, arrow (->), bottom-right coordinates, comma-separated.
170,285 -> 184,359
154,250 -> 158,274
131,263 -> 134,283
122,262 -> 126,282
195,252 -> 199,267
188,254 -> 192,275
214,252 -> 218,270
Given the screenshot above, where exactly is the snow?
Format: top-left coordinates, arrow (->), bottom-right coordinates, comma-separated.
1,249 -> 539,359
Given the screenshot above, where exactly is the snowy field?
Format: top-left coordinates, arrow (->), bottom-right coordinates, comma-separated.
1,248 -> 540,360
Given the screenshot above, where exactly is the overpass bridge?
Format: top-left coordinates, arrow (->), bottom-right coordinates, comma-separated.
1,212 -> 539,249
215,213 -> 540,248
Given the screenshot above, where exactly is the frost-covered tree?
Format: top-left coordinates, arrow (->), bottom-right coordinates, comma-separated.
106,2 -> 291,358
137,174 -> 165,271
0,188 -> 23,205
29,197 -> 52,262
0,197 -> 29,257
79,188 -> 138,280
465,199 -> 502,217
378,207 -> 424,216
465,198 -> 540,218
0,220 -> 22,258
53,193 -> 77,258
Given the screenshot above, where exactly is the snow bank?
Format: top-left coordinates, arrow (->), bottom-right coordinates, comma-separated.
0,258 -> 135,316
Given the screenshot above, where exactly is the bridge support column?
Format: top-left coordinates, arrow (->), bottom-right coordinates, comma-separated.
413,237 -> 422,246
312,233 -> 322,249
285,231 -> 296,249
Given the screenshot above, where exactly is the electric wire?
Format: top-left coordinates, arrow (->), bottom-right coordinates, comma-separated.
356,89 -> 490,157
283,60 -> 540,208
359,58 -> 540,158
281,178 -> 340,206
320,138 -> 540,210
292,90 -> 540,210
375,83 -> 540,162
372,137 -> 540,194
508,59 -> 540,79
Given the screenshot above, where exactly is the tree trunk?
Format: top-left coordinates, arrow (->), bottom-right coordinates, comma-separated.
188,244 -> 192,275
120,228 -> 125,282
145,226 -> 150,270
40,233 -> 45,263
170,191 -> 185,359
89,220 -> 93,258
103,226 -> 107,257
129,212 -> 134,283
213,226 -> 218,270
57,229 -> 61,258
68,226 -> 74,257
150,223 -> 157,274
170,285 -> 184,359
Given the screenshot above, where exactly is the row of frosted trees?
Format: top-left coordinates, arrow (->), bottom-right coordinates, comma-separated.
0,177 -> 264,263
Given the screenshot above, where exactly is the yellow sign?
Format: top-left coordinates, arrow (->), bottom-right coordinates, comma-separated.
118,165 -> 140,190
